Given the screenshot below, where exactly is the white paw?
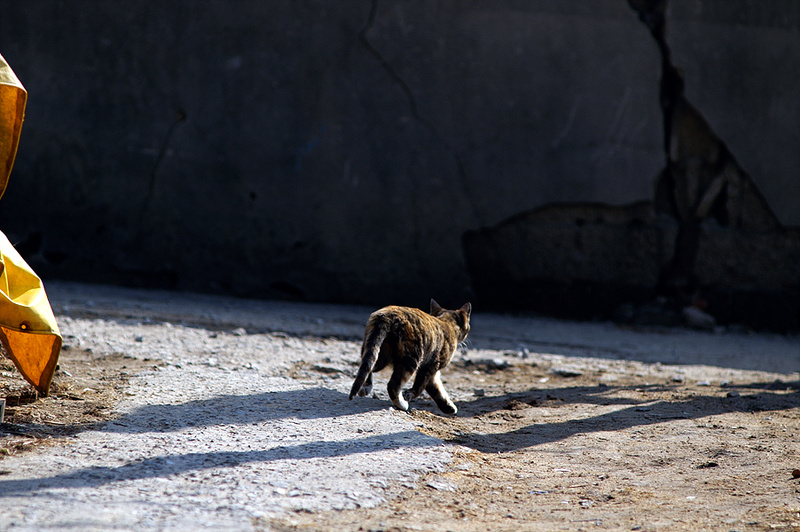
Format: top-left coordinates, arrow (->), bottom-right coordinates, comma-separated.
392,395 -> 410,411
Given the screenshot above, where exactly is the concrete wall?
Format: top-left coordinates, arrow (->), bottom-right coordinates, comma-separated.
0,1 -> 796,314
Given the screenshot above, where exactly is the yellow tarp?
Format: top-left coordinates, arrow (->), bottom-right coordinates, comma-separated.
0,53 -> 26,203
0,53 -> 62,396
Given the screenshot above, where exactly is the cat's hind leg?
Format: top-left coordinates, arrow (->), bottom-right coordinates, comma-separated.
361,349 -> 390,397
387,366 -> 414,411
359,371 -> 373,397
426,371 -> 457,415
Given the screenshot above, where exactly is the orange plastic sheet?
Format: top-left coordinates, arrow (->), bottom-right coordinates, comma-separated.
0,53 -> 62,395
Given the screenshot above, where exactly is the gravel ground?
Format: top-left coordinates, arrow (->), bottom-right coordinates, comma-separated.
0,282 -> 798,531
0,287 -> 450,530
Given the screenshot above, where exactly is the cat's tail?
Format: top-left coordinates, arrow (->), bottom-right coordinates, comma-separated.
349,315 -> 389,400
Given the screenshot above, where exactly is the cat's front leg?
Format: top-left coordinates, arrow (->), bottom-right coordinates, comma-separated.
426,371 -> 457,415
403,361 -> 434,406
401,388 -> 419,405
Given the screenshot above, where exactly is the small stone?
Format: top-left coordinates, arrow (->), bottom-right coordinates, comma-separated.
232,327 -> 247,336
504,399 -> 529,410
682,306 -> 717,330
792,469 -> 800,478
427,479 -> 457,492
727,391 -> 740,398
551,367 -> 583,378
474,389 -> 485,397
488,358 -> 510,370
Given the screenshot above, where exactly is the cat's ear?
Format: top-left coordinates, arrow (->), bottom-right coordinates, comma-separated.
430,299 -> 442,314
460,302 -> 472,318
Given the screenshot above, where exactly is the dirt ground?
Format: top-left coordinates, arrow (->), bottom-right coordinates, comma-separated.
1,296 -> 799,531
278,359 -> 800,532
0,347 -> 158,459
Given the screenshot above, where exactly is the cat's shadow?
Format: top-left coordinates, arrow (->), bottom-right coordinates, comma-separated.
426,382 -> 800,453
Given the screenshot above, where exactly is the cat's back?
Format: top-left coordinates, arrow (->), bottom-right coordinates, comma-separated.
367,305 -> 444,350
370,305 -> 433,325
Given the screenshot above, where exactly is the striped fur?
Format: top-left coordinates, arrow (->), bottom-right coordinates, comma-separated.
349,299 -> 471,415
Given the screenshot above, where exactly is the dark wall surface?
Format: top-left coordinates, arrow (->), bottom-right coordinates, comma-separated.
0,2 -> 797,325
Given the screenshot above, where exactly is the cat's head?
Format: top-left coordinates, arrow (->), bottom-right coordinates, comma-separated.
430,299 -> 472,340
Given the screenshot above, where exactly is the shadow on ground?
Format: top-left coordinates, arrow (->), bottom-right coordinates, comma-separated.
100,387 -> 386,433
0,387 -> 440,496
430,381 -> 800,453
0,429 -> 439,496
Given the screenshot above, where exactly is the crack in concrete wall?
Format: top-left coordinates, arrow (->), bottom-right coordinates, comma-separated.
463,2 -> 799,331
629,0 -> 783,302
357,0 -> 483,226
140,108 -> 187,226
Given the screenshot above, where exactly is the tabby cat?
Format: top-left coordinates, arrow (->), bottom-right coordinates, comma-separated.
349,299 -> 471,415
